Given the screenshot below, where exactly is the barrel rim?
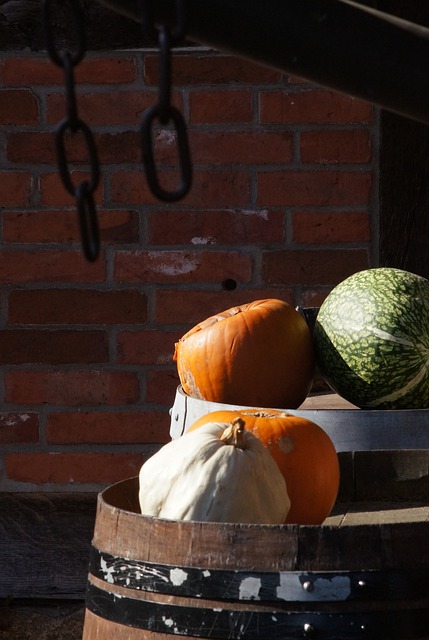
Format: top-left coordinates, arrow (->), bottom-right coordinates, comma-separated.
174,384 -> 429,417
170,385 -> 429,451
98,476 -> 429,533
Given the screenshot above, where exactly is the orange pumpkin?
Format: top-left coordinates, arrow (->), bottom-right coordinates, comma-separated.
174,299 -> 314,409
189,409 -> 340,525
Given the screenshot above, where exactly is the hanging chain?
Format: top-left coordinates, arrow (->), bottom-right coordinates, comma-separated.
43,0 -> 100,262
140,0 -> 192,202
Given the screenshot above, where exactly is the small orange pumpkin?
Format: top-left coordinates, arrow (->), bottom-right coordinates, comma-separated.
189,409 -> 340,525
174,299 -> 314,409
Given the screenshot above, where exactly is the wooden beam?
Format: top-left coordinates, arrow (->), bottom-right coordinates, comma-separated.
0,1 -> 145,51
95,0 -> 429,125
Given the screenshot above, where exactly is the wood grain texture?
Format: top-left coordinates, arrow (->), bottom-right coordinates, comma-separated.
0,492 -> 96,599
1,452 -> 428,600
93,476 -> 429,571
83,474 -> 429,640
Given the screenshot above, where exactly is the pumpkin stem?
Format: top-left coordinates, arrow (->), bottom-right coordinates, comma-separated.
220,417 -> 247,449
247,411 -> 291,419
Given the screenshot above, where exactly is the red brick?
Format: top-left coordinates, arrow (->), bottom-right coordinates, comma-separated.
257,170 -> 372,206
0,57 -> 62,85
95,131 -> 142,164
0,89 -> 38,124
300,130 -> 372,164
45,90 -> 144,125
10,126 -> 300,169
5,452 -> 145,485
0,172 -> 32,206
262,249 -> 369,286
189,89 -> 253,124
75,57 -> 137,84
299,289 -> 331,308
111,170 -> 250,206
137,129 -> 262,167
39,172 -> 103,206
0,413 -> 39,444
7,132 -> 55,164
46,411 -> 170,444
259,90 -> 372,124
190,130 -> 293,164
114,250 -> 251,284
0,250 -> 105,284
9,289 -> 147,325
5,371 -> 139,406
117,330 -> 182,365
0,330 -> 108,364
0,56 -> 136,86
3,209 -> 139,244
7,131 -> 142,165
292,211 -> 371,243
148,209 -> 285,245
46,91 -> 181,126
155,289 -> 295,325
144,54 -> 282,85
145,369 -> 180,406
115,129 -> 184,167
98,209 -> 140,244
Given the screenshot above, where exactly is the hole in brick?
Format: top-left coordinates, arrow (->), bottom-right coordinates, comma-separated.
222,278 -> 237,290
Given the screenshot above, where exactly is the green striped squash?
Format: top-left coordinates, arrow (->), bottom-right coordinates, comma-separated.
313,267 -> 429,409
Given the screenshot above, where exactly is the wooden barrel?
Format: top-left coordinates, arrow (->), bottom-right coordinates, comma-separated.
83,451 -> 429,640
169,385 -> 429,451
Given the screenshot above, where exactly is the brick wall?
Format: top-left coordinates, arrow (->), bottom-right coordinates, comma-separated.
0,47 -> 376,491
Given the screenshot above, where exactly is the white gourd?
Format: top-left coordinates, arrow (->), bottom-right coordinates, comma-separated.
138,418 -> 290,523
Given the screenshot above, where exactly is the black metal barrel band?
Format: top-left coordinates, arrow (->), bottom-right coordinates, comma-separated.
89,547 -> 429,603
85,582 -> 429,640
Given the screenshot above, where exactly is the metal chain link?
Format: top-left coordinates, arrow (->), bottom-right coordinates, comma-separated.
140,0 -> 192,202
43,0 -> 100,262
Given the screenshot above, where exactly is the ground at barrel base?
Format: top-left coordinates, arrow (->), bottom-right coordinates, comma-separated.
0,600 -> 84,640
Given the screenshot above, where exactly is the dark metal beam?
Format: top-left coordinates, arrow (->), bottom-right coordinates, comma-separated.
96,0 -> 429,125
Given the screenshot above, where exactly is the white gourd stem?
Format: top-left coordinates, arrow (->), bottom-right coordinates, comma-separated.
220,418 -> 247,448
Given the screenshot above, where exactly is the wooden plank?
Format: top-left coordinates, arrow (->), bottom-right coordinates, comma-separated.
353,450 -> 429,501
377,0 -> 429,277
337,450 -> 429,502
301,393 -> 357,410
326,503 -> 429,526
0,492 -> 96,599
